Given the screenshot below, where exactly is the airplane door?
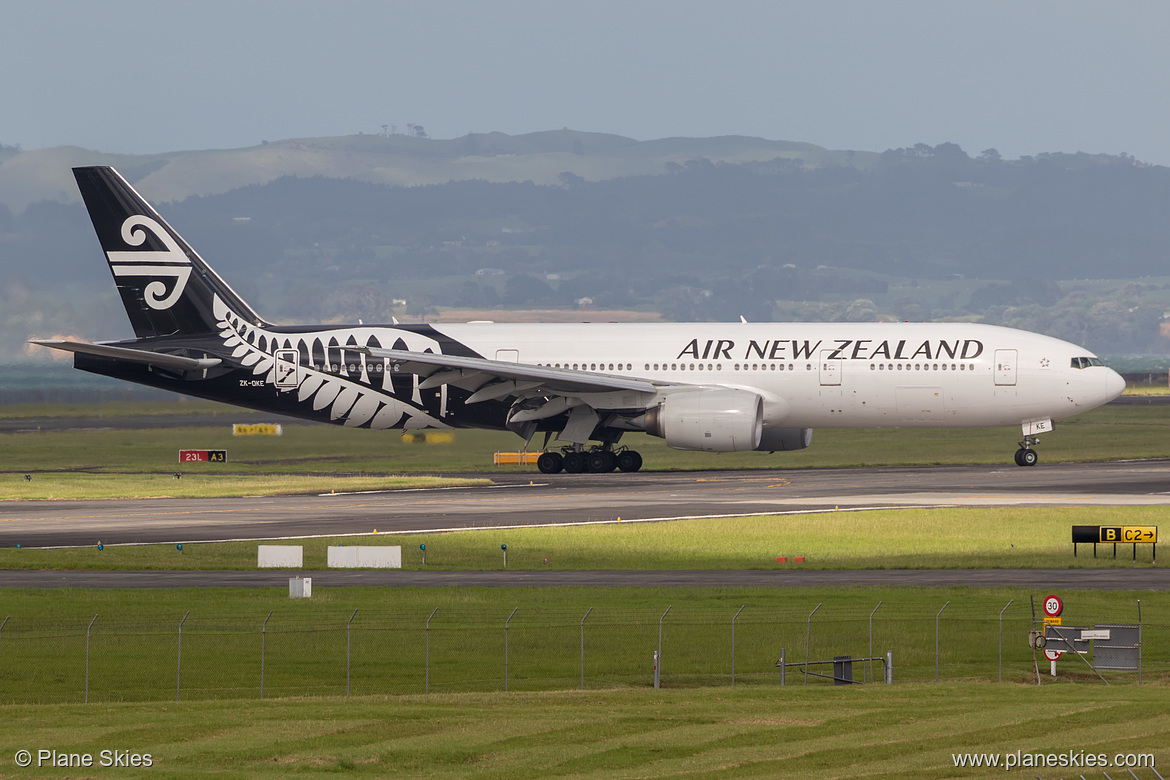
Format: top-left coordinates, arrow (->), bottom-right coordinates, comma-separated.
819,350 -> 841,386
994,349 -> 1017,386
275,349 -> 300,389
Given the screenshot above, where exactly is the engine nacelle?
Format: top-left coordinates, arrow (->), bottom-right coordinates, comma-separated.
635,390 -> 763,452
756,427 -> 813,452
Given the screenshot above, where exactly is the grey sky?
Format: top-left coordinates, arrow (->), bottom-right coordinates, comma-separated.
4,0 -> 1168,163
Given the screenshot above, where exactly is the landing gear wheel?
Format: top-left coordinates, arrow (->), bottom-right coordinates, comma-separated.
1014,448 -> 1038,467
587,451 -> 616,473
562,451 -> 587,473
616,450 -> 643,473
537,451 -> 564,474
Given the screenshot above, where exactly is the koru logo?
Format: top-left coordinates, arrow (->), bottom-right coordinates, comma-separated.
106,215 -> 192,310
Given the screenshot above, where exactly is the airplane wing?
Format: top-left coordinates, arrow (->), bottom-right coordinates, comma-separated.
30,339 -> 222,371
362,346 -> 668,403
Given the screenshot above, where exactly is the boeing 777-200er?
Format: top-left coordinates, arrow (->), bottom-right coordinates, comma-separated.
34,166 -> 1126,473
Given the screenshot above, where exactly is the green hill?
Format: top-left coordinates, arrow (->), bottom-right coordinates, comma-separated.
0,130 -> 869,213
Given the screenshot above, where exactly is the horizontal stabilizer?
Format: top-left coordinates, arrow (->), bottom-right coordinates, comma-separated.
30,339 -> 221,370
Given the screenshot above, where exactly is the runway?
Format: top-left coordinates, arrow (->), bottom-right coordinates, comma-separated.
3,459 -> 1170,549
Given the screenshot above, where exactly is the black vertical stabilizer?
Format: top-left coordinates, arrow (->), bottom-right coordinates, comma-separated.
73,166 -> 268,339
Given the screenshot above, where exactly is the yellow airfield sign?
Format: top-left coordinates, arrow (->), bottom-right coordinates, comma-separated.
233,424 -> 283,436
1099,526 -> 1157,544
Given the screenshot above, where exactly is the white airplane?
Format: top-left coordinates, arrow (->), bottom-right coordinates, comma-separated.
34,166 -> 1126,473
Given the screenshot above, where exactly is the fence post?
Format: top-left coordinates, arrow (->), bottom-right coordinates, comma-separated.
731,605 -> 745,687
657,606 -> 671,688
426,608 -> 438,695
0,616 -> 8,678
868,601 -> 883,683
935,601 -> 950,682
780,647 -> 785,686
505,607 -> 518,692
85,614 -> 97,704
580,607 -> 593,690
1138,599 -> 1142,685
885,651 -> 893,684
347,609 -> 358,697
260,610 -> 272,700
177,611 -> 190,702
804,603 -> 821,686
998,599 -> 1013,683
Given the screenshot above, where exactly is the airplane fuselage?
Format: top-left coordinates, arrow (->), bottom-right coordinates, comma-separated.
78,319 -> 1120,435
50,166 -> 1126,473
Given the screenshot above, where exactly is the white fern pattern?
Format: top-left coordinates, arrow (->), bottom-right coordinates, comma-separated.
212,295 -> 447,430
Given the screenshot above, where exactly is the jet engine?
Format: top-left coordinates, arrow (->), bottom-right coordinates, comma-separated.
633,390 -> 763,452
756,426 -> 813,452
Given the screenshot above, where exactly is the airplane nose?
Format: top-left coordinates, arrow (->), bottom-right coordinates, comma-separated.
1105,368 -> 1126,402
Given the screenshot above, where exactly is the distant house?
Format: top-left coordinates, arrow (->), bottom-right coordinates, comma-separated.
476,268 -> 505,276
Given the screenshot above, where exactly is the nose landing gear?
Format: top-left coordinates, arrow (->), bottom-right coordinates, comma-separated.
1014,435 -> 1040,467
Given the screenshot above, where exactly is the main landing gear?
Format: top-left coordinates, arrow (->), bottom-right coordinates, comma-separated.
1013,435 -> 1040,467
537,446 -> 643,474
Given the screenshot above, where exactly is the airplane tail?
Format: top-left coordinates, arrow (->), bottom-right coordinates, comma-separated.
73,166 -> 268,339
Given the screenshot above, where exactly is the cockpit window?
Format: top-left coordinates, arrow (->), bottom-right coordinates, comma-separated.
1070,357 -> 1104,369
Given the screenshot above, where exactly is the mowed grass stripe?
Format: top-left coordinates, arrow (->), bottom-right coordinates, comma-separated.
1,686 -> 1167,778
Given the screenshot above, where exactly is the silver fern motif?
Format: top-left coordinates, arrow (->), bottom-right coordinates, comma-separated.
212,295 -> 447,430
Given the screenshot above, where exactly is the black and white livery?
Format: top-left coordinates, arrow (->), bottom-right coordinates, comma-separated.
35,167 -> 1126,473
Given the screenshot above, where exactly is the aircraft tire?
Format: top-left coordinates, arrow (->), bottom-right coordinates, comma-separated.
587,451 -> 616,473
537,452 -> 564,474
1015,448 -> 1038,467
616,450 -> 643,473
562,451 -> 587,473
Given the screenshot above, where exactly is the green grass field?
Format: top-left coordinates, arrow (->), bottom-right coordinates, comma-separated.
1,684 -> 1166,779
1,506 -> 1165,569
3,402 -> 1170,500
0,585 -> 1162,702
3,400 -> 1169,776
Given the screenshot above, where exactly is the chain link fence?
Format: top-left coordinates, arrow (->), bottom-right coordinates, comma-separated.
0,600 -> 1162,704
